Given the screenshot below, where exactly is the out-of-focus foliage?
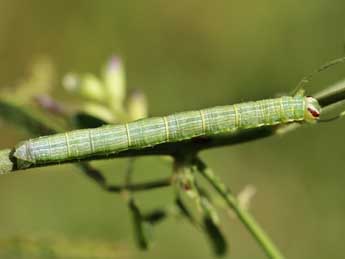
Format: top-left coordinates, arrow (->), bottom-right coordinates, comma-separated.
0,55 -> 235,256
0,237 -> 130,259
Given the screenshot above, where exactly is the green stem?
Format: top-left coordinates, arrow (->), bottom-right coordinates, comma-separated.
194,157 -> 284,259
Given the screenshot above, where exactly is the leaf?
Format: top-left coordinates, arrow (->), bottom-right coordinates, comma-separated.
0,99 -> 62,136
203,216 -> 227,256
128,199 -> 150,250
142,209 -> 167,225
175,197 -> 198,226
77,163 -> 107,187
199,195 -> 227,256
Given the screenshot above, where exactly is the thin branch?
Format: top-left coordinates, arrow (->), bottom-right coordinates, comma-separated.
314,79 -> 345,107
77,162 -> 172,192
194,157 -> 285,259
107,177 -> 172,192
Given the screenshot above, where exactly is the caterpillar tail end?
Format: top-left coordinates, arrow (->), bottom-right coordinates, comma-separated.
13,143 -> 35,169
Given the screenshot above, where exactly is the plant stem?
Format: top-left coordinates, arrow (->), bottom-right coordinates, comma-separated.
1,80 -> 345,175
194,157 -> 285,259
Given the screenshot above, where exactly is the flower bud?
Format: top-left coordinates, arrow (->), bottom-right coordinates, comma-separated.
103,56 -> 126,109
82,102 -> 115,123
79,74 -> 106,102
127,89 -> 148,120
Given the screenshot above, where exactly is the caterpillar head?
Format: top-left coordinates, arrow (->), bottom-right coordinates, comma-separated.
305,96 -> 321,123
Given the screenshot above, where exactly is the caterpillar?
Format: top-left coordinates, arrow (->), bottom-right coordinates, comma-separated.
13,95 -> 321,169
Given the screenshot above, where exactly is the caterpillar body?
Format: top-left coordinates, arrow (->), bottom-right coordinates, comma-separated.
14,96 -> 321,169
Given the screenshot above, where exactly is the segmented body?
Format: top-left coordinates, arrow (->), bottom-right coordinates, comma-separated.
14,96 -> 314,168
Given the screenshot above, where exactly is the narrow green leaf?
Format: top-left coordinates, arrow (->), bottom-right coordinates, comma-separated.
175,197 -> 198,226
77,163 -> 107,187
203,216 -> 227,256
198,189 -> 227,256
0,99 -> 61,136
142,209 -> 167,225
128,199 -> 150,250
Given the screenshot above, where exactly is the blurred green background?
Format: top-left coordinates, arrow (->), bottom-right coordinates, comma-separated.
0,1 -> 345,258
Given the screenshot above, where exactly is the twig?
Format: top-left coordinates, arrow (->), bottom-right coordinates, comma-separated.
107,178 -> 172,192
194,157 -> 284,259
1,81 -> 345,174
78,162 -> 171,192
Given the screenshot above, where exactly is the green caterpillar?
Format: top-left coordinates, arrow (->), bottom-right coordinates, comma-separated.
14,95 -> 321,169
